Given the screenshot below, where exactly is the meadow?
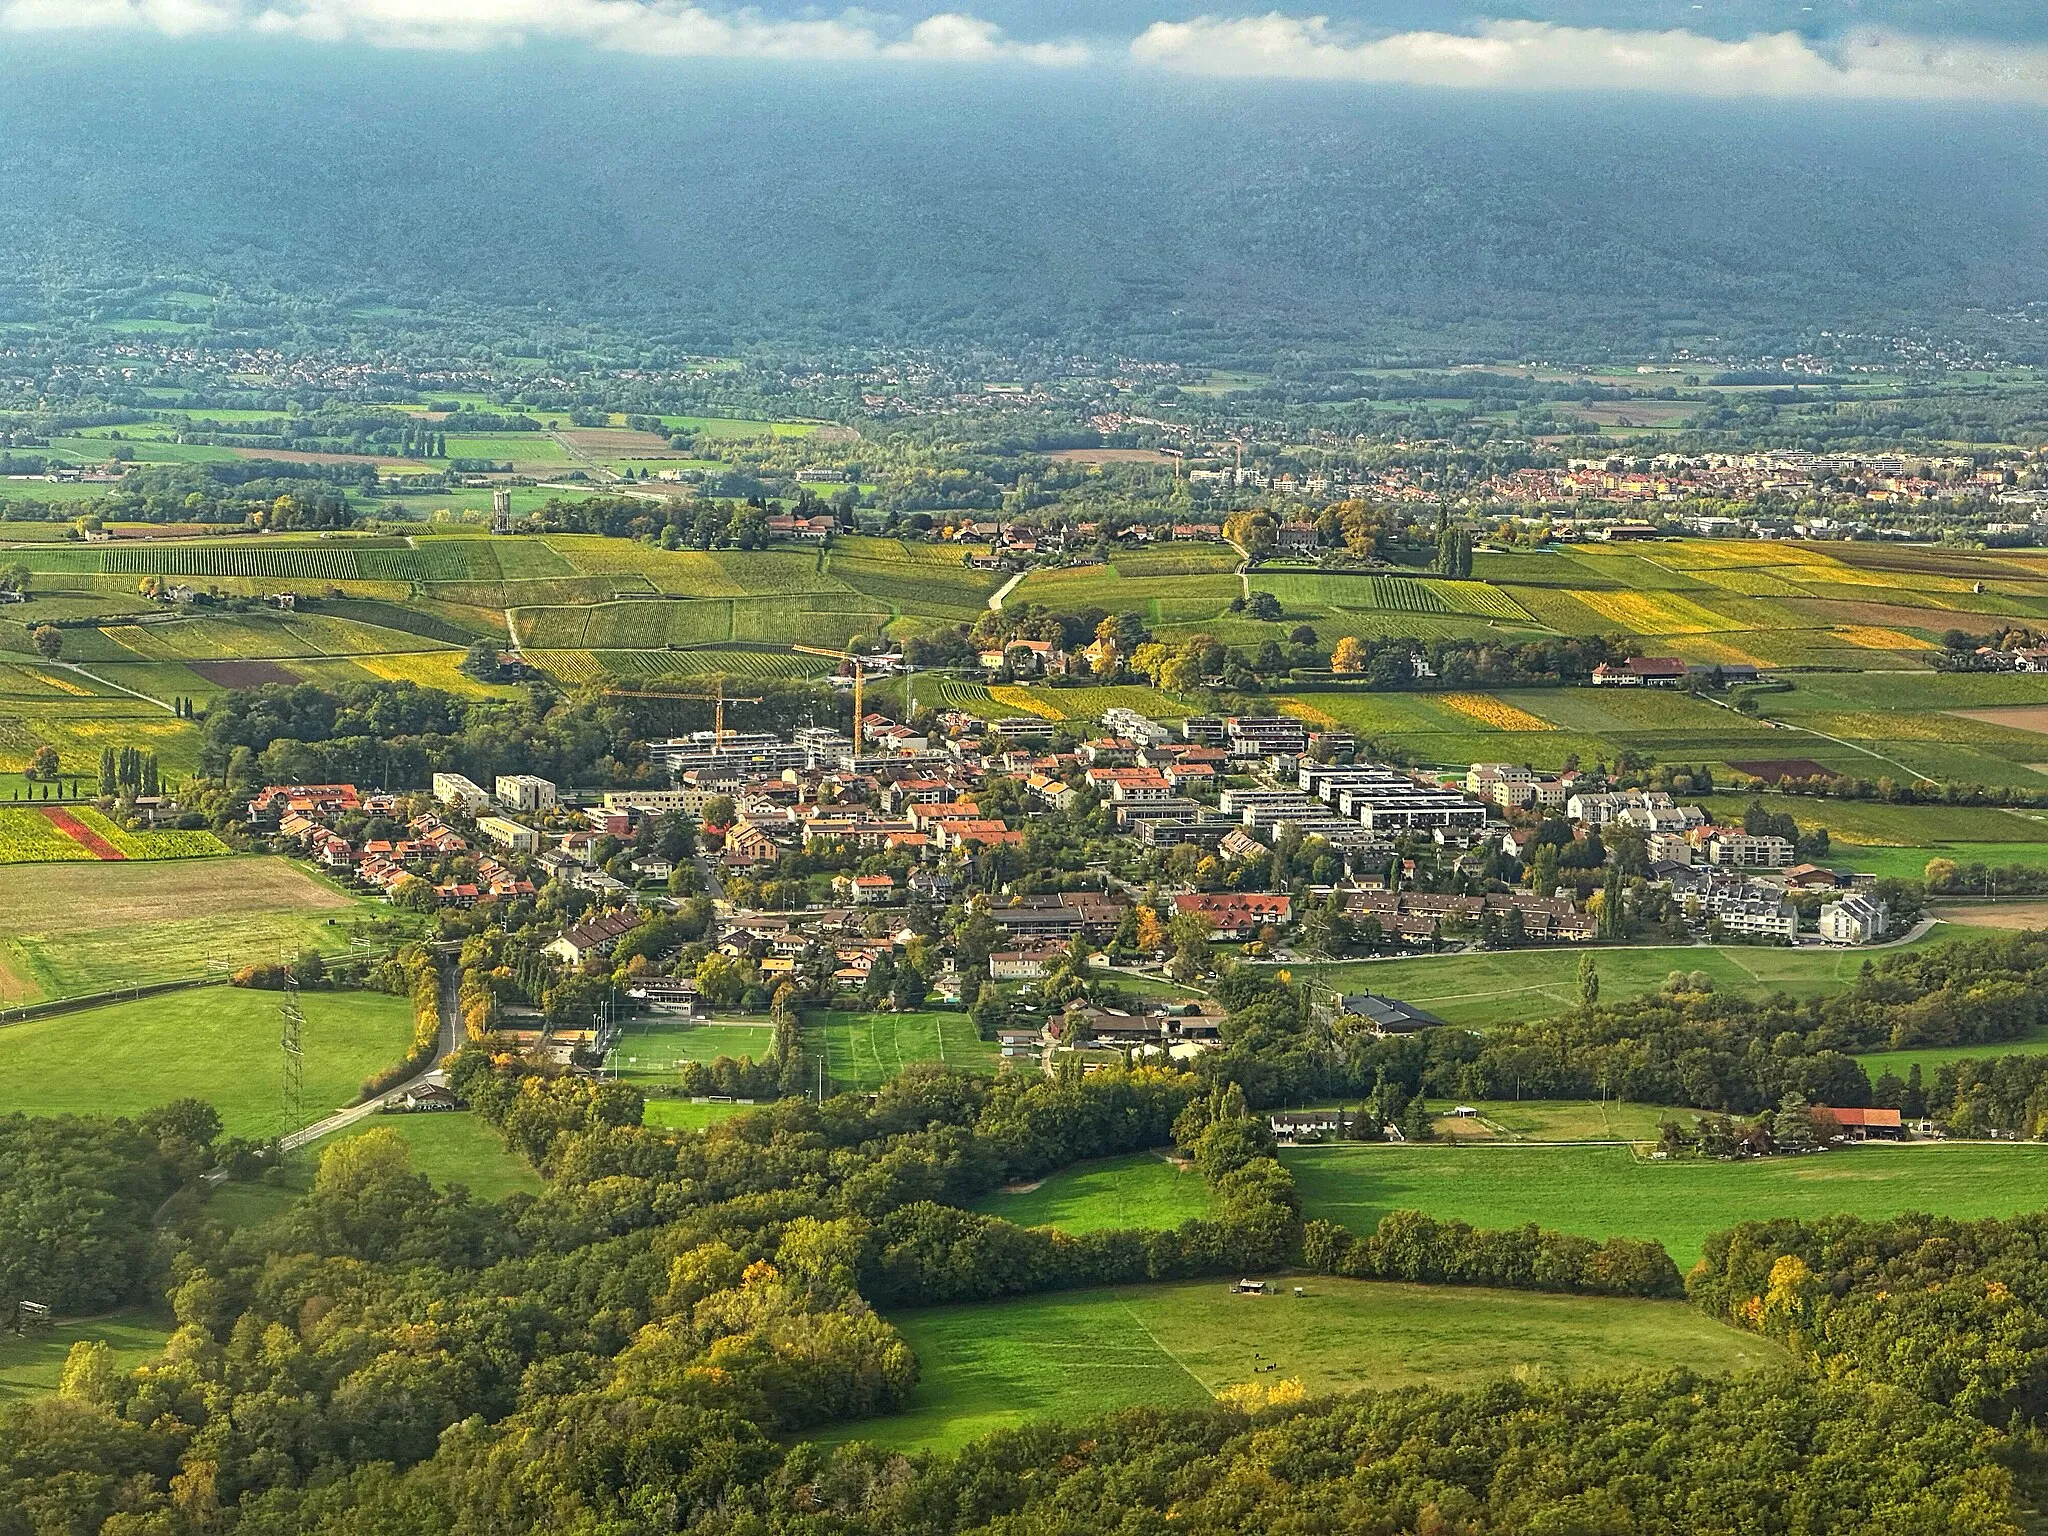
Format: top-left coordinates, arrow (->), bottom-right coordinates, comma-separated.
1283,935 -> 1959,1029
830,1279 -> 1775,1452
973,1152 -> 1215,1232
0,1308 -> 175,1405
0,985 -> 413,1135
0,857 -> 388,1004
1285,1141 -> 2048,1268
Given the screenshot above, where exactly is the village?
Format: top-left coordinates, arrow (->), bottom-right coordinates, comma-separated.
244,681 -> 1899,1083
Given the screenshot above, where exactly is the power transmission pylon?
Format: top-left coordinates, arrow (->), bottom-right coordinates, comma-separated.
280,964 -> 305,1157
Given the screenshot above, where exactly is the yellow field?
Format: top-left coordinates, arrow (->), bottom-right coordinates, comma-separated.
1567,589 -> 1730,635
22,670 -> 92,698
1282,700 -> 1341,727
1442,693 -> 1552,731
1832,624 -> 1936,651
351,651 -> 512,694
988,685 -> 1068,720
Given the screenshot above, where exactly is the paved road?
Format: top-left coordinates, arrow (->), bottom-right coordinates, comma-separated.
987,570 -> 1026,611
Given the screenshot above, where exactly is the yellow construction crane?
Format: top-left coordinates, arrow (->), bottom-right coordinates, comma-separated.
607,677 -> 762,750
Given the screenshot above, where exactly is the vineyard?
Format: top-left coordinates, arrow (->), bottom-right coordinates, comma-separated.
1440,693 -> 1554,731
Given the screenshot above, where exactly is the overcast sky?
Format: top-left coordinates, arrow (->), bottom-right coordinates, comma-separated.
5,1 -> 2048,104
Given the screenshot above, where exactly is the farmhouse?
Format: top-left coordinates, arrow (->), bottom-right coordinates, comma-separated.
1590,656 -> 1688,687
1818,1106 -> 1904,1141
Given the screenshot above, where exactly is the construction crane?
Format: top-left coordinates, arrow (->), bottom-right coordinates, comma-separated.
605,677 -> 762,750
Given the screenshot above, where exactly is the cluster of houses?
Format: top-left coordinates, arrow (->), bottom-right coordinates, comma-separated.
254,783 -> 537,904
1472,769 -> 1892,946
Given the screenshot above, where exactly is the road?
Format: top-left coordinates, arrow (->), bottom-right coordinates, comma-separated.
54,662 -> 178,715
987,570 -> 1026,611
280,958 -> 462,1155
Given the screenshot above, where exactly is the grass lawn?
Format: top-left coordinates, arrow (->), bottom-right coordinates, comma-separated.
0,857 -> 392,1004
1286,934 -> 1959,1029
642,1098 -> 767,1131
1424,1099 -> 1683,1142
0,1307 -> 175,1405
806,1008 -> 1000,1091
1853,1024 -> 2048,1082
821,1279 -> 1775,1453
972,1152 -> 1215,1232
202,1112 -> 540,1228
357,1112 -> 542,1201
0,986 -> 412,1136
1828,843 -> 2048,880
1286,1142 -> 2048,1269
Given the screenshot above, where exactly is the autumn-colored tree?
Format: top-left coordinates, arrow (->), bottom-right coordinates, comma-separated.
31,625 -> 61,659
1331,635 -> 1368,673
1134,906 -> 1166,954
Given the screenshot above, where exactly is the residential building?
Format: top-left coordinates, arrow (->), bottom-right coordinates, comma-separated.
545,908 -> 642,966
495,774 -> 557,813
1819,894 -> 1890,944
1705,830 -> 1795,868
1336,992 -> 1450,1034
476,815 -> 540,854
1172,891 -> 1292,940
432,772 -> 491,812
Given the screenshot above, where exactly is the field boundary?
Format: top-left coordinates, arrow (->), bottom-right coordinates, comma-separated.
0,973 -> 222,1027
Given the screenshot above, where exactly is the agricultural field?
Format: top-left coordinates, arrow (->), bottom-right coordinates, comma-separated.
1287,1141 -> 2048,1268
833,1279 -> 1774,1452
0,857 -> 390,1004
973,1151 -> 1216,1232
0,804 -> 226,863
0,985 -> 413,1135
806,1008 -> 1000,1091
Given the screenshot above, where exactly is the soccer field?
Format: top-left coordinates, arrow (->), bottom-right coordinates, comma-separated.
806,1008 -> 1001,1090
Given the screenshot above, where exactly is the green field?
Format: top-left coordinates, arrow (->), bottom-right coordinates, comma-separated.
1285,934 -> 1960,1029
0,1308 -> 175,1405
641,1098 -> 764,1131
202,1112 -> 541,1230
830,1279 -> 1776,1452
0,985 -> 412,1136
1287,1142 -> 2048,1268
0,857 -> 391,1004
1852,1023 -> 2048,1081
351,1112 -> 542,1201
807,1008 -> 1001,1091
973,1152 -> 1215,1232
611,1017 -> 779,1080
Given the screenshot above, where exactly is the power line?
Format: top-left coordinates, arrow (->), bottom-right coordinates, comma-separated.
280,964 -> 305,1159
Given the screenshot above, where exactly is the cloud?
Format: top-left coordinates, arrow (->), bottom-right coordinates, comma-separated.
0,0 -> 1089,61
1128,16 -> 2048,102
